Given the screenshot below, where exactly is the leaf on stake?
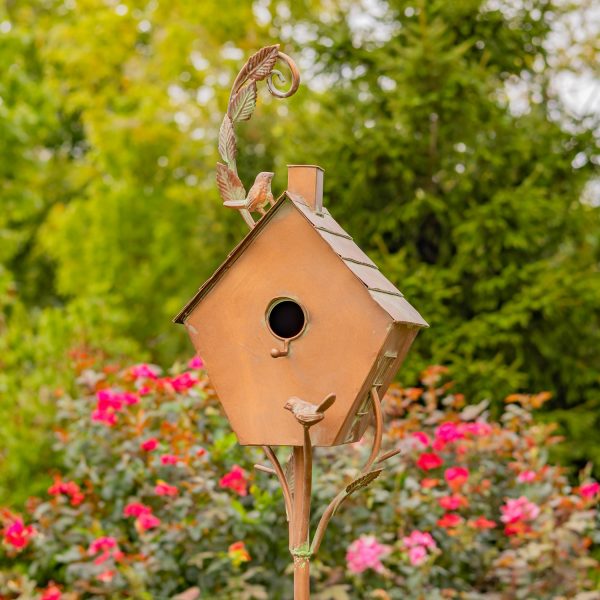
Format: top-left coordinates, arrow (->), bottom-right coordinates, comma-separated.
345,468 -> 383,495
237,44 -> 280,84
228,82 -> 257,123
218,114 -> 237,167
216,163 -> 245,204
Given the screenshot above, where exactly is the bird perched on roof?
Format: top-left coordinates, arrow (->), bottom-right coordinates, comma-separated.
284,393 -> 336,428
223,171 -> 275,215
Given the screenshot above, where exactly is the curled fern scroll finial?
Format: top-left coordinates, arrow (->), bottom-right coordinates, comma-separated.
216,45 -> 300,229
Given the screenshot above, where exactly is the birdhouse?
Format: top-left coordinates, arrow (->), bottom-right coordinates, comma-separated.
174,165 -> 427,447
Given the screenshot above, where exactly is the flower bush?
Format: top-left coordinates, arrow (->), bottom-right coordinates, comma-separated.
0,357 -> 598,598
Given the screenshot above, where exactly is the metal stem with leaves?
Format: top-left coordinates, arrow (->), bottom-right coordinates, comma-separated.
216,44 -> 300,229
254,387 -> 399,599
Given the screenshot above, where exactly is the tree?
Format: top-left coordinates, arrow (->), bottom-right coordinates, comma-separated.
280,0 -> 600,469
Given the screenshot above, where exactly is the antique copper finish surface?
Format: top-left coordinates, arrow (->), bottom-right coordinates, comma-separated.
173,46 -> 428,599
287,165 -> 324,213
181,200 -> 396,446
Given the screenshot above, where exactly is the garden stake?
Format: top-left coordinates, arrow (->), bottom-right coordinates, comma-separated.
173,45 -> 428,598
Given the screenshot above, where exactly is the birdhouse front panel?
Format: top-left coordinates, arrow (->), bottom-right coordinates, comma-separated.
180,198 -> 394,446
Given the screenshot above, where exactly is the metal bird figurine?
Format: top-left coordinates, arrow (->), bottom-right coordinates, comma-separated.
223,171 -> 275,215
284,393 -> 336,428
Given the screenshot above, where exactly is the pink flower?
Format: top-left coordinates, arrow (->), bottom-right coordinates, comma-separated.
140,438 -> 158,452
130,363 -> 159,380
346,535 -> 391,574
196,447 -> 207,457
460,421 -> 493,437
469,516 -> 497,530
96,389 -> 124,412
88,536 -> 119,565
48,478 -> 85,506
438,494 -> 467,510
188,355 -> 204,370
136,512 -> 161,531
444,467 -> 469,489
500,496 -> 540,524
121,392 -> 140,406
123,502 -> 152,518
3,518 -> 35,550
411,431 -> 430,447
437,513 -> 463,528
91,408 -> 117,427
169,372 -> 199,392
402,530 -> 436,549
219,465 -> 248,497
408,545 -> 427,566
417,453 -> 444,471
517,470 -> 536,483
160,454 -> 179,465
41,584 -> 62,600
97,570 -> 115,582
435,422 -> 464,445
579,481 -> 600,500
154,481 -> 179,497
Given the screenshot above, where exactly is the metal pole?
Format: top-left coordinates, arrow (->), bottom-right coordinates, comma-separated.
291,435 -> 312,599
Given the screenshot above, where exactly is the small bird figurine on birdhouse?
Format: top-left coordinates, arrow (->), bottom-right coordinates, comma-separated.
174,45 -> 427,600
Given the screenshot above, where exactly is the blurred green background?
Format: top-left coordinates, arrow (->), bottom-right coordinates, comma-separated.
0,0 -> 598,504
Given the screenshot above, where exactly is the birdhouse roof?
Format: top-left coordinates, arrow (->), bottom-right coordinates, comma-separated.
173,192 -> 428,328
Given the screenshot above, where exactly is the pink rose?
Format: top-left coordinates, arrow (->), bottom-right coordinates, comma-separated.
169,372 -> 199,393
3,518 -> 35,550
444,467 -> 469,489
160,454 -> 179,466
434,422 -> 464,446
579,482 -> 600,500
219,465 -> 249,497
402,530 -> 436,549
437,513 -> 463,528
187,356 -> 204,370
416,453 -> 444,471
140,438 -> 158,452
123,502 -> 152,518
517,470 -> 536,483
411,432 -> 430,447
88,536 -> 120,566
41,584 -> 62,600
408,545 -> 427,566
130,363 -> 159,380
500,496 -> 540,525
136,512 -> 161,531
438,494 -> 467,510
155,481 -> 179,497
346,535 -> 391,574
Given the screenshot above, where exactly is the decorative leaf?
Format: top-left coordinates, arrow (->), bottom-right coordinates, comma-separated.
237,44 -> 279,84
345,469 -> 383,495
228,82 -> 257,123
284,451 -> 294,497
218,114 -> 236,166
216,163 -> 245,204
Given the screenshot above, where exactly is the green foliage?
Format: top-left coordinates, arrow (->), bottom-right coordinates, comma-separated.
0,360 -> 598,598
0,0 -> 598,500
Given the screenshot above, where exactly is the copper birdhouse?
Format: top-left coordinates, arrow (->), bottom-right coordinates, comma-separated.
175,162 -> 427,446
174,44 -> 428,599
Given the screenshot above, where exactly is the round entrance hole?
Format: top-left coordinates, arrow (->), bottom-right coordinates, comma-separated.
267,299 -> 306,339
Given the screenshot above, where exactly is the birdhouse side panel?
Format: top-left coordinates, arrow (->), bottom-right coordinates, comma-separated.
183,200 -> 392,446
335,322 -> 420,445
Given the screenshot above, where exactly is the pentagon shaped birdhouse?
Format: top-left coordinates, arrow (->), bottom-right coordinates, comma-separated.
175,164 -> 427,447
